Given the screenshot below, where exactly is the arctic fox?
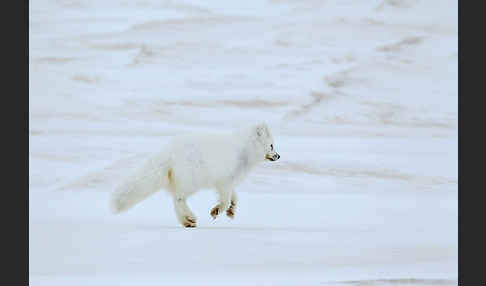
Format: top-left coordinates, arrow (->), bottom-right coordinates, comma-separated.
110,123 -> 280,227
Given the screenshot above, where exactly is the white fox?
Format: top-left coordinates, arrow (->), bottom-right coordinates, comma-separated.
110,123 -> 280,227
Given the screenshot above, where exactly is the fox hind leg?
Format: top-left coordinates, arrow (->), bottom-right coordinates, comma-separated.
173,196 -> 197,228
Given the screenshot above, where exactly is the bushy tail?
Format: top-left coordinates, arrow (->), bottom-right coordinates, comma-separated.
110,153 -> 171,214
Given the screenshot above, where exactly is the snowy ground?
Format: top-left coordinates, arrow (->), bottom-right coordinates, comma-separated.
29,0 -> 457,285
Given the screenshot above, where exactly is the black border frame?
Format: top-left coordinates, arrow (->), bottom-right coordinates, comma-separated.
2,0 -> 29,285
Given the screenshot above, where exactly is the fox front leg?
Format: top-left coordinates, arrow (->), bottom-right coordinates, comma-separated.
226,191 -> 237,219
211,187 -> 232,219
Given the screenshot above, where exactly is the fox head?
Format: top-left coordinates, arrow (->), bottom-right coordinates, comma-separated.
253,123 -> 280,162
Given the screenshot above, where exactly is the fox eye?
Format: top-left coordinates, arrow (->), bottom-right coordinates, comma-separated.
270,144 -> 273,150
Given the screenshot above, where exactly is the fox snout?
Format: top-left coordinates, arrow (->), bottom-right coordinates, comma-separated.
266,153 -> 280,161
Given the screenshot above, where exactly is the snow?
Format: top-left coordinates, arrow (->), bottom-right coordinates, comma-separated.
29,0 -> 458,285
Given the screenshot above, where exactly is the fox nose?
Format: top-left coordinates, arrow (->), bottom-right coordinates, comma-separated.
274,153 -> 280,160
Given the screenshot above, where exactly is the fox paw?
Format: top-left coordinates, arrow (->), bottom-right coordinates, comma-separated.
226,201 -> 236,219
226,207 -> 234,219
183,216 -> 197,228
210,206 -> 220,219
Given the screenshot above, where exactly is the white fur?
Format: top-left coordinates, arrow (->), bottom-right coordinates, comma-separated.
110,123 -> 279,227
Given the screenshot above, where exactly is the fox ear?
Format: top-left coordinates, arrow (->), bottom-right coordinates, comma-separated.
256,127 -> 263,137
255,123 -> 267,137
